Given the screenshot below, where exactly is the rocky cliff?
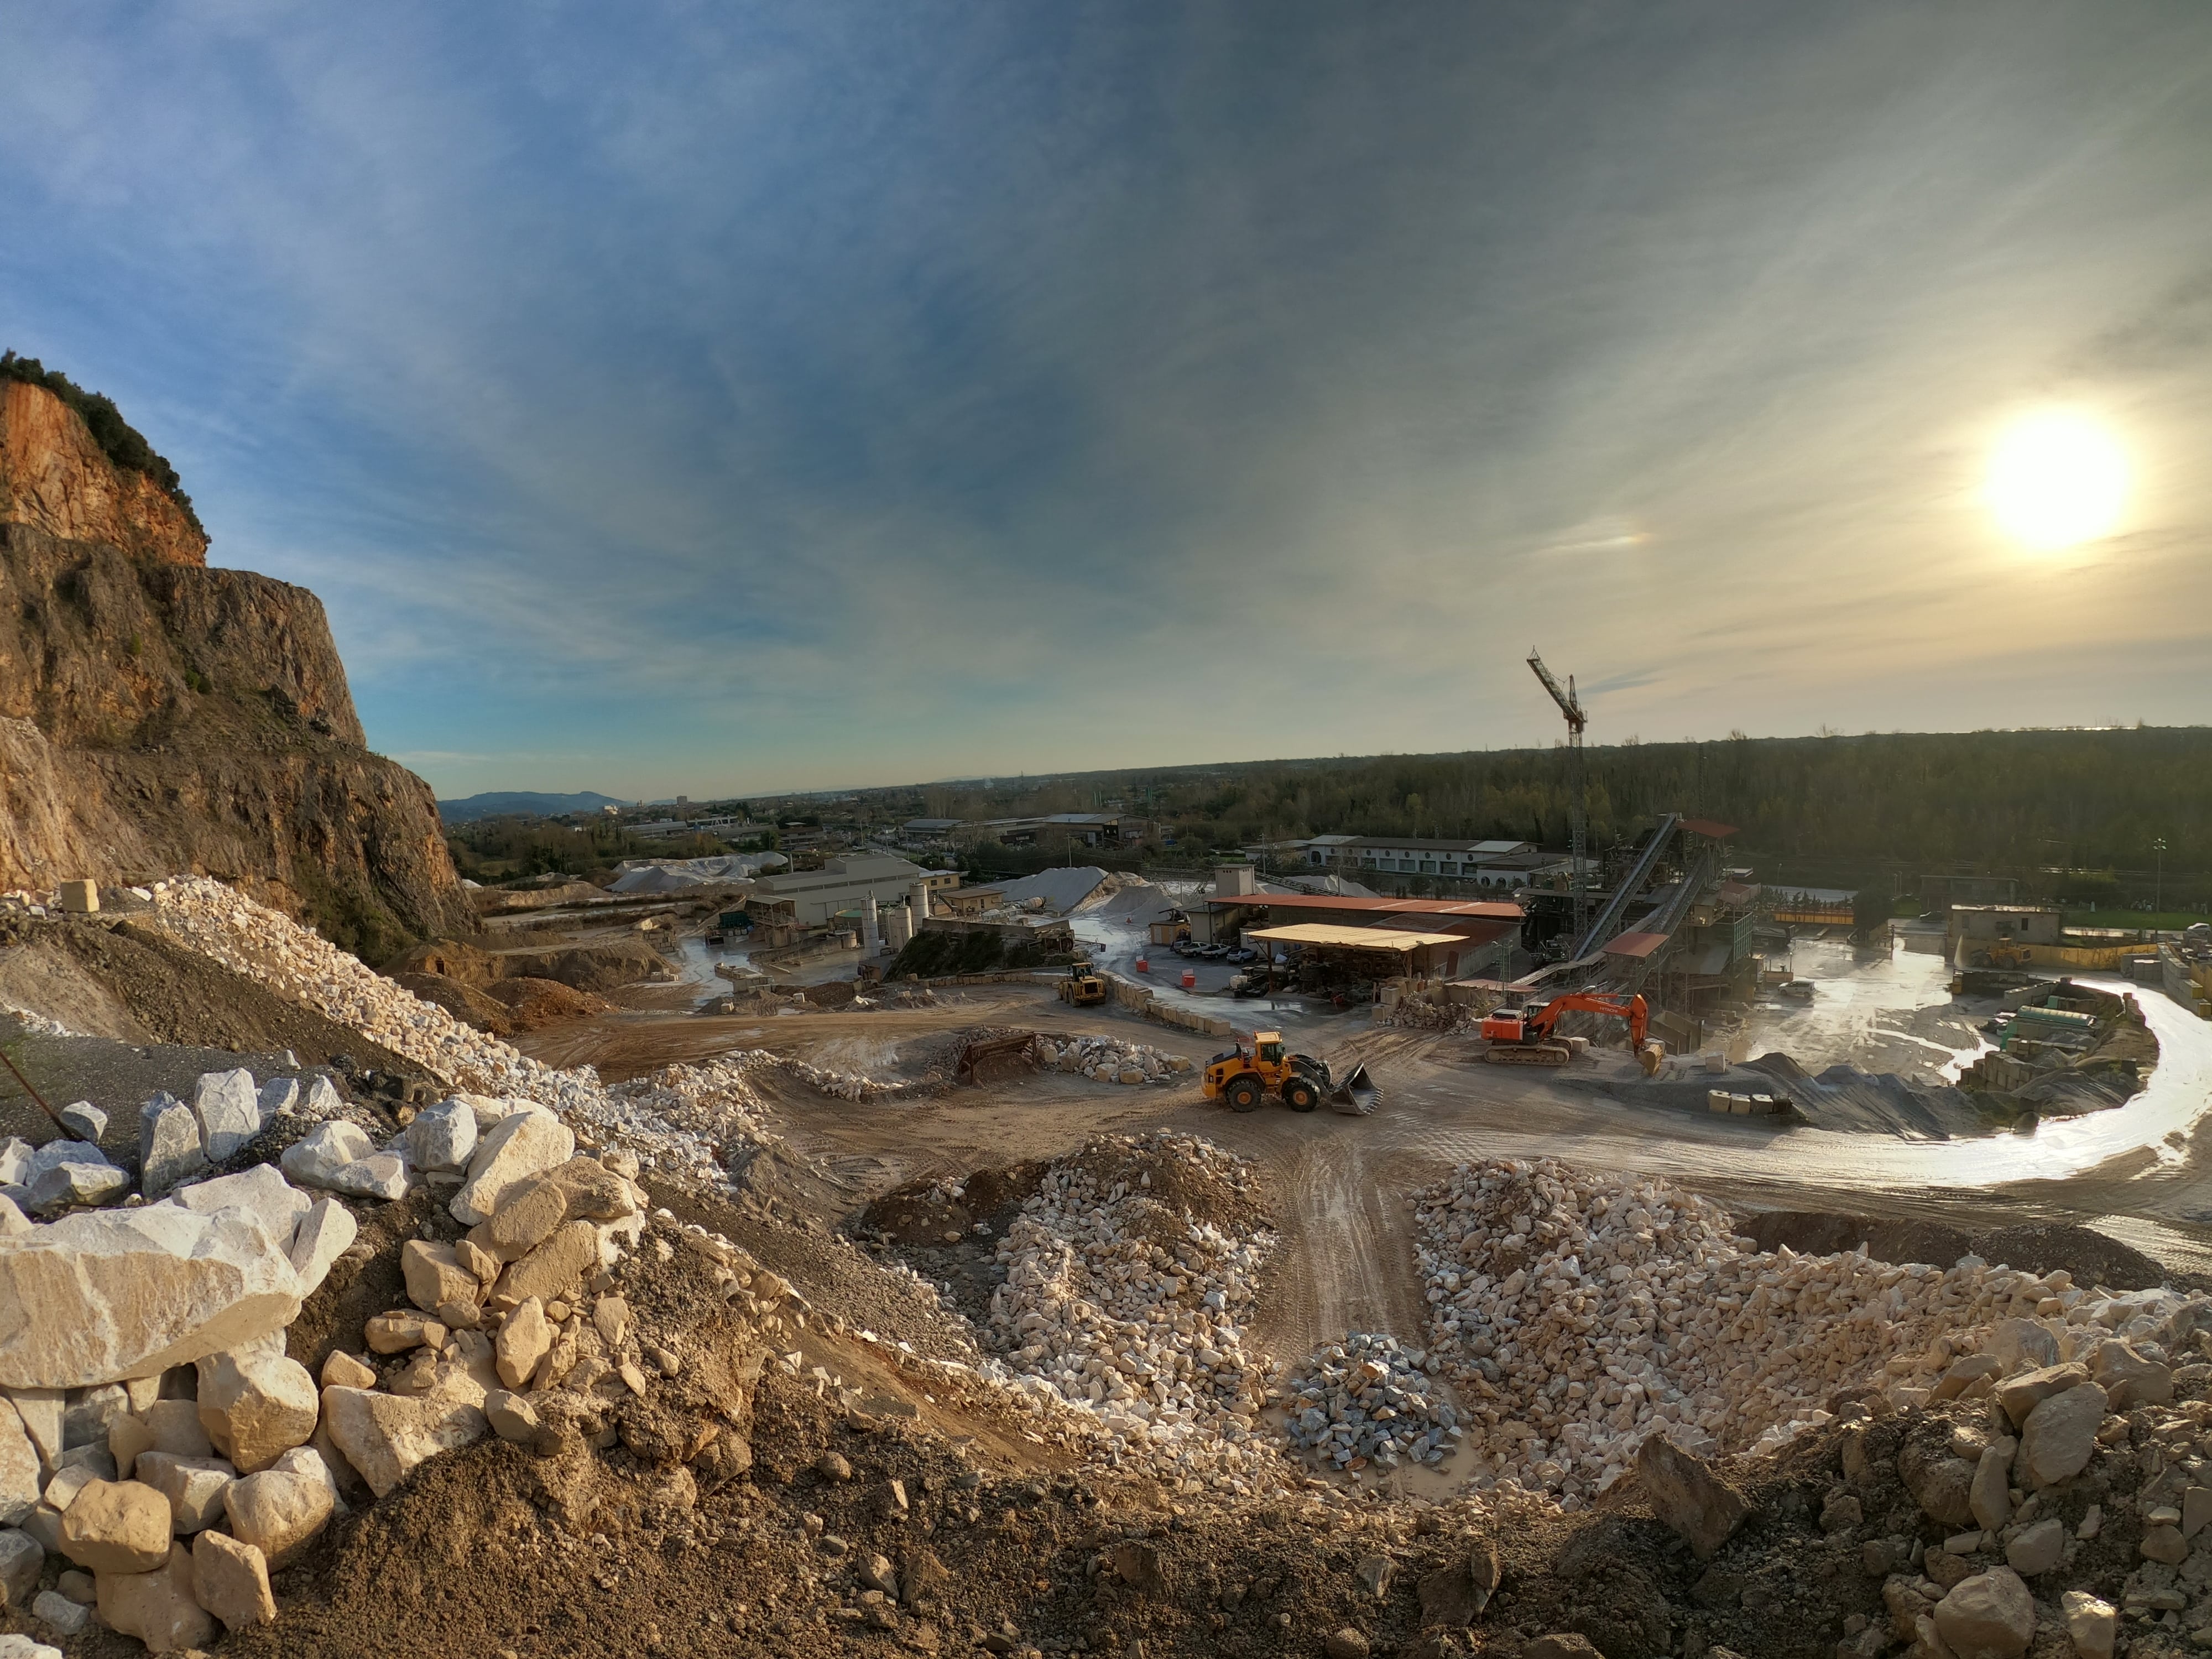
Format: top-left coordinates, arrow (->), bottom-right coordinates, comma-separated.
0,375 -> 471,956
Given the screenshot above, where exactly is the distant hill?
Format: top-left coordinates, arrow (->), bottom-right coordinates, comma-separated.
437,790 -> 625,823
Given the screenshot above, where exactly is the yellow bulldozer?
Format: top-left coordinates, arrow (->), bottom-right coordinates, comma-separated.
1201,1030 -> 1378,1115
1057,958 -> 1108,1008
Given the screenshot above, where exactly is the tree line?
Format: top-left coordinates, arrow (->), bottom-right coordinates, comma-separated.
900,728 -> 2211,901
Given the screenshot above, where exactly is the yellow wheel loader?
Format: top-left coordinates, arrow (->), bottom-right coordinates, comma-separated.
1201,1031 -> 1378,1115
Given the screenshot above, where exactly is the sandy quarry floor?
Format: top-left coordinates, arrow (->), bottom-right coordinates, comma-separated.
513,931 -> 2212,1382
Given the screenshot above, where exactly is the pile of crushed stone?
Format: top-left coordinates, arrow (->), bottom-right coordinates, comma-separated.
1282,1333 -> 1461,1473
982,1133 -> 1286,1496
1416,1157 -> 2208,1508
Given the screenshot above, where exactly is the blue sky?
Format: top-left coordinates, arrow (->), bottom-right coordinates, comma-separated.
4,2 -> 2209,797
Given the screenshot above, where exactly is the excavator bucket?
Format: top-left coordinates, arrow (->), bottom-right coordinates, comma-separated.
1329,1063 -> 1380,1116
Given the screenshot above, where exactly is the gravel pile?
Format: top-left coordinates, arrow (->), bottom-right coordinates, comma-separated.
1283,1333 -> 1460,1473
1416,1157 -> 2212,1507
1031,1034 -> 1191,1086
982,1133 -> 1284,1493
144,879 -> 768,1193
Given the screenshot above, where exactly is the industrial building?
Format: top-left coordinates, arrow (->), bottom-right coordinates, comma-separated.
746,854 -> 936,928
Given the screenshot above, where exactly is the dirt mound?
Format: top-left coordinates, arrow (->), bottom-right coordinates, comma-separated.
0,913 -> 419,1074
1065,1131 -> 1271,1245
800,978 -> 858,1008
1968,1220 -> 2164,1290
390,968 -> 515,1035
499,937 -> 674,991
1733,1208 -> 1973,1269
859,1162 -> 1050,1246
484,974 -> 615,1030
1736,1208 -> 2166,1288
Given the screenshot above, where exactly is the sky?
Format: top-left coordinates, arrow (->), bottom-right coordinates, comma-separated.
3,2 -> 2210,799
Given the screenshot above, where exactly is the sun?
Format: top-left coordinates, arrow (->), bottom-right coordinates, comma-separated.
1985,408 -> 2128,550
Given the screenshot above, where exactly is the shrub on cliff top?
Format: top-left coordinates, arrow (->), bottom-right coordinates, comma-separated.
1,349 -> 204,535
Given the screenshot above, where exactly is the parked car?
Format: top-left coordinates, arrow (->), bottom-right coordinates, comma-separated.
1226,946 -> 1258,963
1198,943 -> 1230,960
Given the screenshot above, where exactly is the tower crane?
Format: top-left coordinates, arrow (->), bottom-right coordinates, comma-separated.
1527,650 -> 1589,941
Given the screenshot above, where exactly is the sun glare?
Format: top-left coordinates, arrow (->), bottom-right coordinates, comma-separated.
1985,408 -> 2128,550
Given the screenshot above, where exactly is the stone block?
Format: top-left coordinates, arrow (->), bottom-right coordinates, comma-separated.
279,1121 -> 372,1189
0,1524 -> 41,1604
195,1348 -> 319,1473
190,1528 -> 275,1630
317,1385 -> 485,1499
188,1070 -> 262,1161
55,1103 -> 105,1143
495,1220 -> 598,1307
56,1478 -> 169,1573
495,1297 -> 551,1390
401,1240 -> 479,1314
131,1452 -> 234,1535
450,1109 -> 573,1227
95,1540 -> 213,1652
287,1195 -> 357,1297
223,1463 -> 333,1567
405,1100 -> 476,1173
135,1096 -> 206,1201
0,1205 -> 302,1390
168,1164 -> 311,1251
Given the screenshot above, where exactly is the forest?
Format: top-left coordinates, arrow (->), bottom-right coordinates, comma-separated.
901,727 -> 2210,899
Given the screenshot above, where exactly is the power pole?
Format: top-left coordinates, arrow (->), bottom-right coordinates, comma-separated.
2154,837 -> 2167,921
1527,651 -> 1590,941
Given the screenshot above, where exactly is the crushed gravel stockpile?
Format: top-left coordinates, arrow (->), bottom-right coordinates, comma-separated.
1416,1156 -> 2211,1507
140,878 -> 769,1195
982,1133 -> 1288,1496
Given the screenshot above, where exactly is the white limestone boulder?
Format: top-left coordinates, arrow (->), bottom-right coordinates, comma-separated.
222,1461 -> 333,1567
135,1097 -> 206,1201
279,1121 -> 372,1190
405,1100 -> 477,1173
95,1540 -> 213,1652
286,1196 -> 357,1298
0,1207 -> 302,1390
195,1348 -> 318,1473
189,1070 -> 262,1161
168,1165 -> 310,1250
450,1109 -> 573,1227
317,1385 -> 486,1499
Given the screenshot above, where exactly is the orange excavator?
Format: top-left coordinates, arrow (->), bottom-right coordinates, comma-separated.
1480,992 -> 1648,1066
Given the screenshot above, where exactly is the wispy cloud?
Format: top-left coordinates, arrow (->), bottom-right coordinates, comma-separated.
2,1 -> 2208,795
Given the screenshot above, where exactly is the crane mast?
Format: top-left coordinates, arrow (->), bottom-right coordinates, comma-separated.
1526,650 -> 1589,943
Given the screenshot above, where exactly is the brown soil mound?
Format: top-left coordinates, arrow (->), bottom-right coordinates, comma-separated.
391,969 -> 515,1036
1066,1134 -> 1271,1243
498,937 -> 673,992
1738,1208 -> 2166,1288
485,974 -> 615,1031
2,913 -> 419,1074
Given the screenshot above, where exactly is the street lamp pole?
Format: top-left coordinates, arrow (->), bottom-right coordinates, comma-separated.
2153,837 -> 2166,923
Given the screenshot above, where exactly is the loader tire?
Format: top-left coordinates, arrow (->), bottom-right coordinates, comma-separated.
1227,1076 -> 1264,1113
1282,1077 -> 1319,1112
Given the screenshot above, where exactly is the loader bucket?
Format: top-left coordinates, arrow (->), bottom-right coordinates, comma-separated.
1329,1063 -> 1379,1115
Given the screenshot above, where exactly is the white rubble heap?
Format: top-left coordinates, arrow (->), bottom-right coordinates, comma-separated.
144,878 -> 771,1189
980,1133 -> 1288,1495
1284,1333 -> 1460,1473
1031,1032 -> 1193,1086
0,1124 -> 670,1648
1416,1157 -> 2212,1509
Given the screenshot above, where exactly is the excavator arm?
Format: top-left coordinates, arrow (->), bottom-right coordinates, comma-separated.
1522,992 -> 1649,1048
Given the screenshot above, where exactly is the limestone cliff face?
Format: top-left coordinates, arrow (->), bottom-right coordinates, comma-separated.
0,381 -> 208,568
0,379 -> 471,956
